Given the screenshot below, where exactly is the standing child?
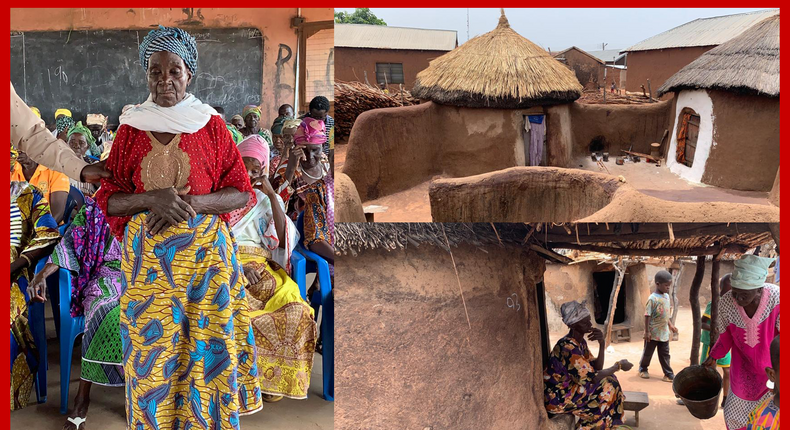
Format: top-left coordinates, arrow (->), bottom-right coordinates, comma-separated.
701,273 -> 733,408
639,270 -> 678,381
747,334 -> 780,429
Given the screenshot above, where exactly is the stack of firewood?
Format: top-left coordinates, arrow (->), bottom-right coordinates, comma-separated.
334,80 -> 419,140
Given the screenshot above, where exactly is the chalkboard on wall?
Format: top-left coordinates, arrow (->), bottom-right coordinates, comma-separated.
10,28 -> 263,127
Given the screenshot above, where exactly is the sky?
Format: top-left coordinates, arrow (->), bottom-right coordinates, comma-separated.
335,8 -> 771,52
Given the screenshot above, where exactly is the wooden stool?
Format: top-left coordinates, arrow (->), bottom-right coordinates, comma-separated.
611,323 -> 631,343
624,391 -> 649,427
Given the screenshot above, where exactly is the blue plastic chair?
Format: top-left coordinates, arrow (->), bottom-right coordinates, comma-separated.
295,211 -> 333,401
290,249 -> 308,300
49,268 -> 85,414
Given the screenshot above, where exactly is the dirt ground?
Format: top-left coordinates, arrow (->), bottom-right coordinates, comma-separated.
10,304 -> 334,430
574,157 -> 771,205
550,307 -> 727,430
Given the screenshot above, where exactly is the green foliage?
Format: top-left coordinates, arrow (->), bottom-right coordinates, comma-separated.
334,8 -> 387,25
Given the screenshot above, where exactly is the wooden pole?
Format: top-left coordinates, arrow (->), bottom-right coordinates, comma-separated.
670,262 -> 682,341
604,258 -> 627,346
689,255 -> 706,365
710,258 -> 721,348
647,79 -> 653,102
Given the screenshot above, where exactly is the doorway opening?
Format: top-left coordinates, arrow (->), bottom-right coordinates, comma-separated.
523,115 -> 547,166
592,271 -> 627,325
676,108 -> 700,168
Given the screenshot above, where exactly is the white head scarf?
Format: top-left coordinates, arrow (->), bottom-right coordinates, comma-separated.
119,93 -> 217,134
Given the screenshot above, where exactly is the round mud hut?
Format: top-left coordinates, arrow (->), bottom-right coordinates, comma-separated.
657,13 -> 779,191
342,9 -> 583,204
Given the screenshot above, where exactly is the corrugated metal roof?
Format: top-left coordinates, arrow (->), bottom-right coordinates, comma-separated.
586,49 -> 625,63
624,9 -> 778,52
335,23 -> 457,51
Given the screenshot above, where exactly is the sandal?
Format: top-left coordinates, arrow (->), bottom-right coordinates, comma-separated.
66,416 -> 87,430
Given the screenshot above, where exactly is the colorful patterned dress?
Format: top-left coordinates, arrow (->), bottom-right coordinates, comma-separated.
747,396 -> 779,430
48,197 -> 124,386
544,335 -> 624,430
230,189 -> 317,399
710,286 -> 780,430
271,157 -> 334,268
95,115 -> 263,429
10,181 -> 60,410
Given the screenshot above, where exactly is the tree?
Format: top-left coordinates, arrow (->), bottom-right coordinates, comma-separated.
334,8 -> 387,25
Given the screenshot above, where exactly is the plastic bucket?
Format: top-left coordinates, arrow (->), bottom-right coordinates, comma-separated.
673,365 -> 723,419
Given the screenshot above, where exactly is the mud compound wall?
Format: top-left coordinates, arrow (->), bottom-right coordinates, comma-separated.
544,261 -> 651,334
675,260 -> 736,307
624,47 -> 713,96
569,100 -> 671,158
335,173 -> 366,222
343,101 -> 541,200
336,244 -> 550,430
705,90 -> 780,191
430,167 -> 624,222
770,168 -> 780,207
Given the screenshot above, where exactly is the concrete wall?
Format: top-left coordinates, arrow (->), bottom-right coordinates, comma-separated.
336,244 -> 550,430
334,47 -> 451,91
624,46 -> 713,96
9,8 -> 333,127
704,90 -> 780,191
305,28 -> 335,104
544,261 -> 651,334
343,101 -> 545,201
569,100 -> 671,158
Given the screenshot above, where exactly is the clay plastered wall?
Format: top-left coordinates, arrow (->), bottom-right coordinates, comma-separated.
9,8 -> 333,126
336,244 -> 549,430
557,49 -> 605,90
675,260 -> 735,307
569,100 -> 671,158
770,168 -> 780,207
544,262 -> 651,334
666,90 -> 715,184
335,47 -> 451,91
344,102 -> 533,200
704,90 -> 779,191
624,47 -> 713,96
335,173 -> 366,222
545,104 -> 574,167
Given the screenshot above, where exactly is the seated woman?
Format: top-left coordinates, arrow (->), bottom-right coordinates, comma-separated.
544,301 -> 633,430
269,117 -> 299,177
10,146 -> 61,411
239,105 -> 273,148
11,150 -> 70,224
271,118 -> 334,267
229,134 -> 317,402
28,197 -> 123,430
66,121 -> 100,197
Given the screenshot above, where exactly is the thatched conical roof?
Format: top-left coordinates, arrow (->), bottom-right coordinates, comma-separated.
412,9 -> 583,108
658,14 -> 779,97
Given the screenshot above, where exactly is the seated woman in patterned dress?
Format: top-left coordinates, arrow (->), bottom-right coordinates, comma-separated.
28,196 -> 124,430
544,301 -> 633,430
10,146 -> 61,411
228,134 -> 317,403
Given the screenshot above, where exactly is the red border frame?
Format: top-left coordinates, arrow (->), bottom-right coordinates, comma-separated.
2,6 -> 786,426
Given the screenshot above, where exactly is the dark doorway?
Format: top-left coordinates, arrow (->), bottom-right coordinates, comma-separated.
593,271 -> 627,325
535,282 -> 551,369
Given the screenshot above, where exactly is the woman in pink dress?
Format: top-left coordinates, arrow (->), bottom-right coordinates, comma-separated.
704,255 -> 780,430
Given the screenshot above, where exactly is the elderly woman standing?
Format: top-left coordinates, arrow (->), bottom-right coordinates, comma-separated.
703,255 -> 780,430
544,301 -> 633,430
229,134 -> 317,402
95,26 -> 261,429
10,146 -> 61,410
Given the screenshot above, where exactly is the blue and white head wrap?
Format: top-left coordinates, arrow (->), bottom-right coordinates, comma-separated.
139,25 -> 198,75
